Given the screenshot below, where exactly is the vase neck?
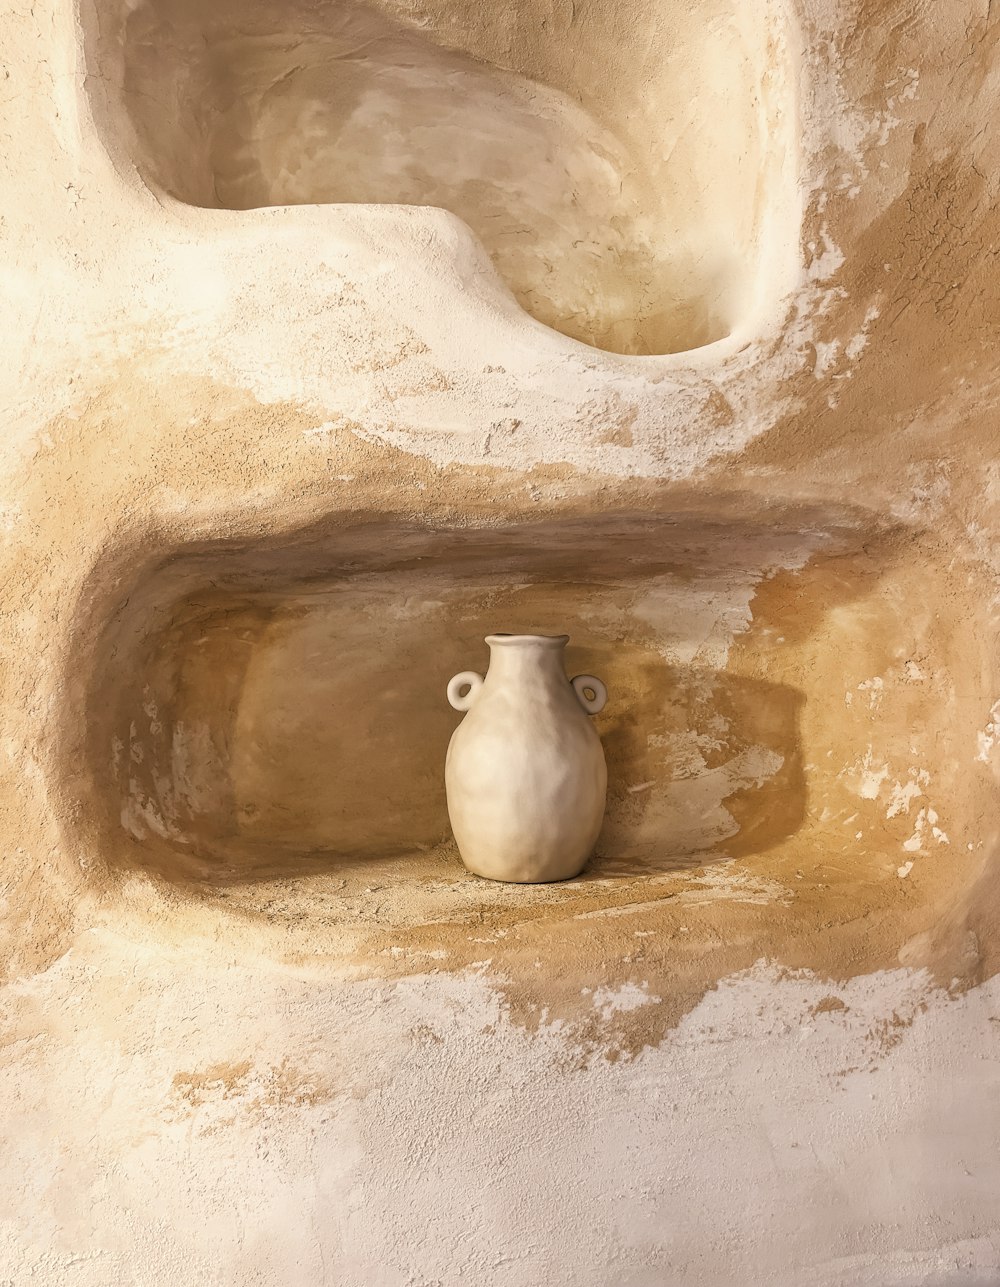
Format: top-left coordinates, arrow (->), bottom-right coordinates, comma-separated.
486,637 -> 568,685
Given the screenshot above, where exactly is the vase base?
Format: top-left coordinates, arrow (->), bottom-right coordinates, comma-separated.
460,859 -> 591,885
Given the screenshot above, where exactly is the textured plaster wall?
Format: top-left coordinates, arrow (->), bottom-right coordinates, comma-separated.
2,0 -> 1000,1283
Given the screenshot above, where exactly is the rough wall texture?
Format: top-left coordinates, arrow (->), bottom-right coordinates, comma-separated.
2,0 -> 1000,1282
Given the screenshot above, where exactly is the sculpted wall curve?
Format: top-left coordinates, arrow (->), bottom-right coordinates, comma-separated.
81,0 -> 800,355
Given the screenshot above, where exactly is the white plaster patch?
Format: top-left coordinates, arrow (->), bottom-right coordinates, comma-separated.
0,502 -> 22,531
629,579 -> 756,669
890,461 -> 952,523
678,861 -> 791,907
844,306 -> 881,360
886,769 -> 929,819
635,736 -> 784,858
902,806 -> 951,854
857,675 -> 884,713
170,721 -> 228,817
976,699 -> 1000,763
588,982 -> 661,1019
840,746 -> 891,800
121,782 -> 179,842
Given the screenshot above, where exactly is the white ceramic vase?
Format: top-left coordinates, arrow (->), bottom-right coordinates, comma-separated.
445,633 -> 608,882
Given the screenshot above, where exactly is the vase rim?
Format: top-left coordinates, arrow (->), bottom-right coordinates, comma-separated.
485,632 -> 569,648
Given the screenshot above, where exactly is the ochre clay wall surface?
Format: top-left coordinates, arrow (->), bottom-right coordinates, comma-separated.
2,0 -> 1000,1282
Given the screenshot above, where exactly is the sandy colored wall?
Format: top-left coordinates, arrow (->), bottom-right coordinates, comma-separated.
2,0 -> 1000,1282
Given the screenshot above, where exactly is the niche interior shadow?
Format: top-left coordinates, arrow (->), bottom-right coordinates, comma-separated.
76,507 -> 902,892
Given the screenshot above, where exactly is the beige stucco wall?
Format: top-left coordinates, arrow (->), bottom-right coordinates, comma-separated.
2,0 -> 1000,1282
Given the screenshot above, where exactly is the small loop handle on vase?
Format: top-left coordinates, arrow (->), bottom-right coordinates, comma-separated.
572,674 -> 607,715
447,671 -> 484,712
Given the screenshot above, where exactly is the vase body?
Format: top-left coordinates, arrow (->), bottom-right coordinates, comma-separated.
445,634 -> 607,882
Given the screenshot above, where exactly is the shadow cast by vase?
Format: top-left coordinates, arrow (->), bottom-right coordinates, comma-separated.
592,663 -> 805,878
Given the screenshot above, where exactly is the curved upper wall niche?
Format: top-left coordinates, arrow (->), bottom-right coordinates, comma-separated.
93,0 -> 800,356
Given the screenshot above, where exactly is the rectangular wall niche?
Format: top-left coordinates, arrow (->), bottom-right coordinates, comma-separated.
85,0 -> 799,355
80,509 -> 986,946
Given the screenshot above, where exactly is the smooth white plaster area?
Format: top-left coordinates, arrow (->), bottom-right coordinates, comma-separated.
3,930 -> 1000,1286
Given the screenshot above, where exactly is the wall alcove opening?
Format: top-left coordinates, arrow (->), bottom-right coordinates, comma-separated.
88,0 -> 799,355
76,507 -> 989,949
